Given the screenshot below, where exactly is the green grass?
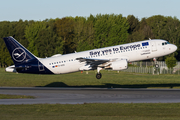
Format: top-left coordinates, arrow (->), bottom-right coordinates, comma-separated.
1,68 -> 180,88
1,103 -> 180,120
1,68 -> 180,120
0,94 -> 35,99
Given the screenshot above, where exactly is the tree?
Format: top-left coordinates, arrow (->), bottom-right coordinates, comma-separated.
73,16 -> 86,51
14,19 -> 28,47
127,15 -> 140,34
36,19 -> 64,57
126,15 -> 146,43
163,17 -> 180,60
24,21 -> 46,56
127,31 -> 145,43
165,56 -> 177,69
73,16 -> 95,52
94,14 -> 129,48
146,15 -> 167,39
0,21 -> 16,66
55,17 -> 75,54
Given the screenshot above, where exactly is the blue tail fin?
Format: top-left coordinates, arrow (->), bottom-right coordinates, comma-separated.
3,36 -> 37,65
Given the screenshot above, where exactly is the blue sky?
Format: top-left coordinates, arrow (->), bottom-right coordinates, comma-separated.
0,0 -> 179,21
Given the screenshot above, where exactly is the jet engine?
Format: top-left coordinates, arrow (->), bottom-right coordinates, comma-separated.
110,59 -> 128,71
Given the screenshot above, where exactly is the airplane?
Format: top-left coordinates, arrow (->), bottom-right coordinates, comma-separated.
3,36 -> 177,79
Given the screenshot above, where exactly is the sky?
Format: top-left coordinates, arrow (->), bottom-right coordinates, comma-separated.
0,0 -> 180,21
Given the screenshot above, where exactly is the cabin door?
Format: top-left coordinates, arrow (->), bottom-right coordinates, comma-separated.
38,61 -> 45,71
151,41 -> 157,52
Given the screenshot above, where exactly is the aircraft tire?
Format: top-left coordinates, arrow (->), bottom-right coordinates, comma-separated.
155,64 -> 159,68
96,73 -> 102,79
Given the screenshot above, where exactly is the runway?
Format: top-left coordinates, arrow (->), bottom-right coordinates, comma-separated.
0,87 -> 180,104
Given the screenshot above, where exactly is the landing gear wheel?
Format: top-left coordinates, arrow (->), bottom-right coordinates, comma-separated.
155,64 -> 159,68
96,73 -> 102,79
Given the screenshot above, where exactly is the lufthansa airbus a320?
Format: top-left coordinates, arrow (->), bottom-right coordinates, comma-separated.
3,37 -> 177,79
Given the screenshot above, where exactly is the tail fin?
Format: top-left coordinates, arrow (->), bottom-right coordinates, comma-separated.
3,36 -> 37,65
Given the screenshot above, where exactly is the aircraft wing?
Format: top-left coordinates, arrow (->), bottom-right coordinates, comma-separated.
76,57 -> 110,66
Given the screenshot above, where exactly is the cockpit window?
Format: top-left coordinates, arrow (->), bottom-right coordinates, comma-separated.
162,42 -> 170,46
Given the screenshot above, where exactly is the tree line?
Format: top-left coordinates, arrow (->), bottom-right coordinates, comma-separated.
0,14 -> 180,67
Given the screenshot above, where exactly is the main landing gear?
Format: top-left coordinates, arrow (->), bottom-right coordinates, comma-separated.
96,67 -> 102,79
96,72 -> 102,79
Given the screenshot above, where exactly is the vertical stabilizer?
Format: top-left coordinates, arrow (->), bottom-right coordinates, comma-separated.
3,36 -> 37,65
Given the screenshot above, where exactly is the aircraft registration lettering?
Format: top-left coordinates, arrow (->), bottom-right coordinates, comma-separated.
52,64 -> 65,68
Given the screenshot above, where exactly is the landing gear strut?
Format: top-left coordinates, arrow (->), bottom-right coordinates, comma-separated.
96,72 -> 102,79
96,67 -> 102,79
153,58 -> 160,75
153,58 -> 159,68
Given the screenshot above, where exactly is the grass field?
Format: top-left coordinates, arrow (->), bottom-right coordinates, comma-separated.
1,103 -> 180,120
0,68 -> 180,88
1,68 -> 180,120
0,94 -> 35,99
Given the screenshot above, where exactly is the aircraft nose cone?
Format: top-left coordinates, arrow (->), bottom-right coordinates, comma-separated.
173,45 -> 178,52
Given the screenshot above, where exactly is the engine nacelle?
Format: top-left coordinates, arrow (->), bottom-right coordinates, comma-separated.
110,59 -> 128,71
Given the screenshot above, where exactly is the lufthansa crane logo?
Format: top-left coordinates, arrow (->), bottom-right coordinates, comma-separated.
12,48 -> 26,62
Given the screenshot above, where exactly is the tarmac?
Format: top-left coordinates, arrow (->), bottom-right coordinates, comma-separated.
0,87 -> 180,104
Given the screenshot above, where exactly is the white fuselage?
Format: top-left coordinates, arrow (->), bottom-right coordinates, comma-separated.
38,39 -> 177,74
